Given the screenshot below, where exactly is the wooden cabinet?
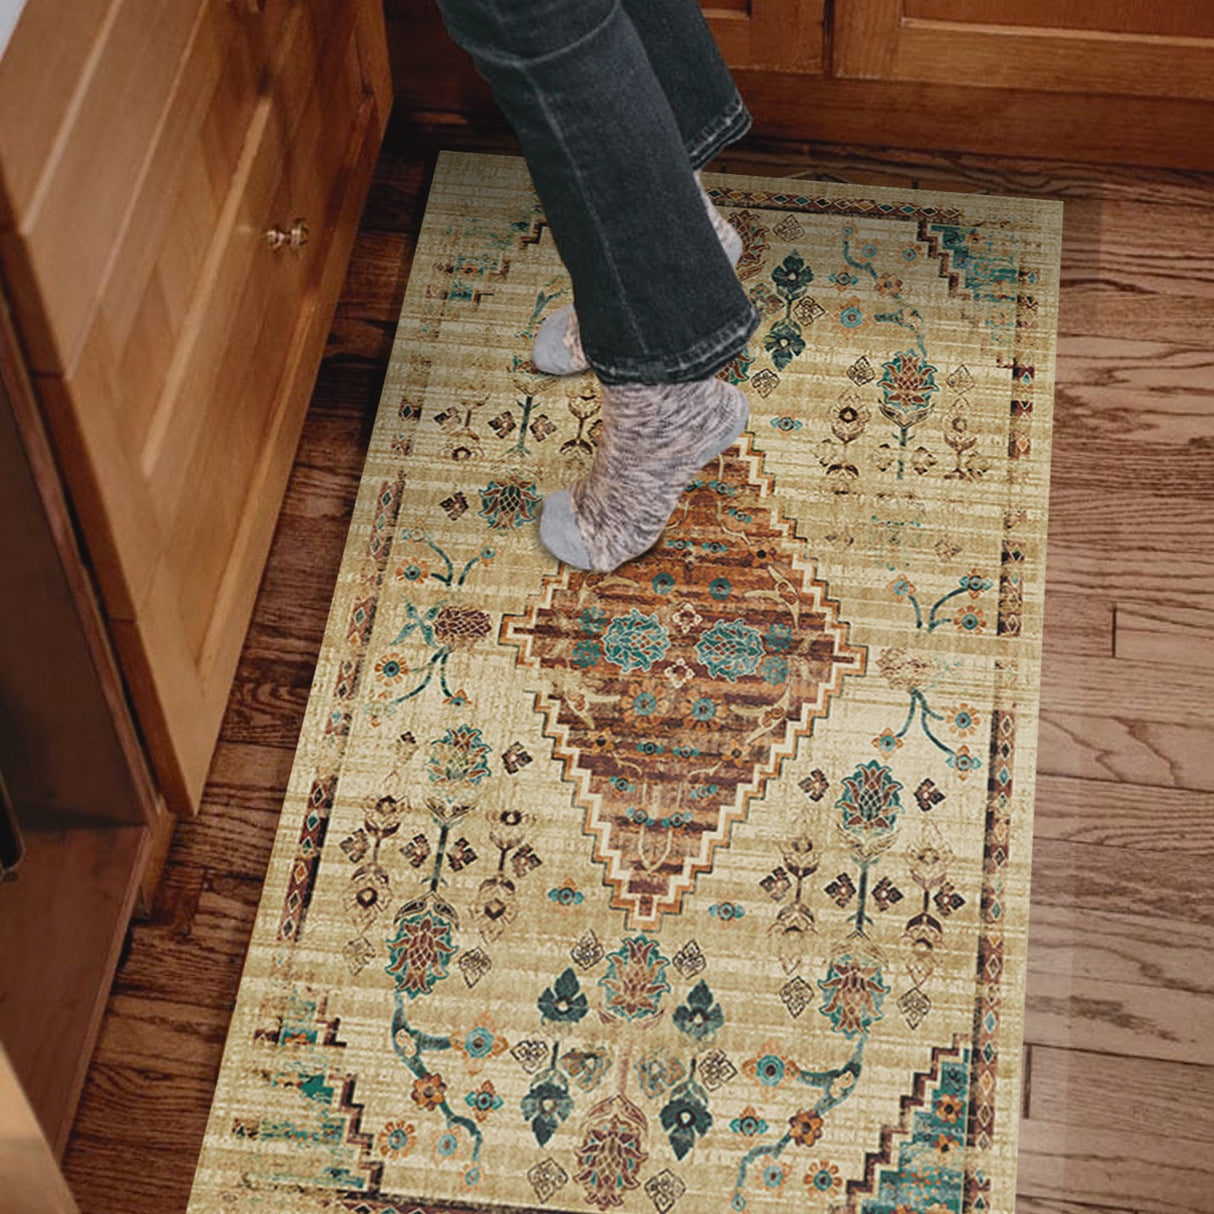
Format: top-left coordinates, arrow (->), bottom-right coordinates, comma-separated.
0,0 -> 392,815
0,0 -> 391,1194
388,0 -> 1214,169
832,0 -> 1214,101
703,1 -> 825,72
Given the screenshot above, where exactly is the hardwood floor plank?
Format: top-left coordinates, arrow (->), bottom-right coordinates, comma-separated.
63,1138 -> 194,1214
1016,1116 -> 1213,1214
1014,1199 -> 1138,1214
1024,969 -> 1214,1065
1031,773 -> 1214,852
1029,837 -> 1213,926
1043,592 -> 1114,661
1027,903 -> 1214,996
1038,654 -> 1214,789
1114,601 -> 1214,671
90,995 -> 232,1077
1054,336 -> 1214,445
1026,1045 -> 1214,1143
219,679 -> 312,750
1058,198 -> 1214,346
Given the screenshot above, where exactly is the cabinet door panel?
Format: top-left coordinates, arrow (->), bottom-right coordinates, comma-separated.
702,0 -> 825,72
833,0 -> 1214,101
36,0 -> 383,814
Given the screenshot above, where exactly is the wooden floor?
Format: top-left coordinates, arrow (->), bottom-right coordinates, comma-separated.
63,117 -> 1214,1214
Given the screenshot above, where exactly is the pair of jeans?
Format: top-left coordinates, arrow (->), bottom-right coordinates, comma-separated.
434,0 -> 761,384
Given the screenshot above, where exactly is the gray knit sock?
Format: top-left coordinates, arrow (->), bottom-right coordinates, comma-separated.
533,176 -> 744,377
539,378 -> 749,572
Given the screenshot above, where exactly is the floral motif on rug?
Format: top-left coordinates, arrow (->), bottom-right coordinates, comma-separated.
186,153 -> 1061,1214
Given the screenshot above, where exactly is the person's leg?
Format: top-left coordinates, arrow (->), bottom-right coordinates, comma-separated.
434,0 -> 758,571
620,0 -> 752,171
434,0 -> 758,383
533,0 -> 751,375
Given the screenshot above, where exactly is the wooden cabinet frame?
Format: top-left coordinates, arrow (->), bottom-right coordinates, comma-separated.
704,1 -> 825,72
832,0 -> 1214,101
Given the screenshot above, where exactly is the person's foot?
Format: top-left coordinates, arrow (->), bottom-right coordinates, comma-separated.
540,378 -> 749,572
533,177 -> 744,377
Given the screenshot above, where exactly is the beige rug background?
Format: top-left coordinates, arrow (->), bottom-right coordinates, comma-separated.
186,153 -> 1061,1214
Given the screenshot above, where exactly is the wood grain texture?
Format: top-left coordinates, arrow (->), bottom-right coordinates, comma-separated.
60,121 -> 1214,1214
1016,1116 -> 1214,1214
0,1045 -> 80,1213
0,827 -> 147,1156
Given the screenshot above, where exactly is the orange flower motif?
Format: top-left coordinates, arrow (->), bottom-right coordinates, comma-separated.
952,606 -> 986,634
453,1017 -> 509,1073
887,573 -> 916,601
374,652 -> 408,684
936,1093 -> 965,1124
872,727 -> 904,755
803,1160 -> 842,1196
788,1108 -> 825,1147
411,1071 -> 447,1110
377,1120 -> 415,1159
394,558 -> 431,583
945,704 -> 980,737
948,744 -> 981,781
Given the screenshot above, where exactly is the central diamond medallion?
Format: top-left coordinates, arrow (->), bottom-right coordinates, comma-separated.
502,439 -> 866,927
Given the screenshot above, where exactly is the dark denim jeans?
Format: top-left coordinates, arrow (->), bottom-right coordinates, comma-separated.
433,0 -> 760,383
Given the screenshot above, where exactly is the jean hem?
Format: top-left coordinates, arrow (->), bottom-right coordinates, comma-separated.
686,94 -> 752,170
589,303 -> 761,385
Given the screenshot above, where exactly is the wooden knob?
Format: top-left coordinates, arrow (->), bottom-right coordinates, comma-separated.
265,219 -> 309,253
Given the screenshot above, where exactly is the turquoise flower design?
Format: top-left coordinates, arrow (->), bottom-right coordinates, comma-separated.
730,1108 -> 768,1136
696,619 -> 765,682
673,979 -> 725,1042
462,1025 -> 498,1061
764,622 -> 794,652
538,967 -> 589,1024
522,1074 -> 573,1147
632,691 -> 658,717
771,250 -> 813,301
878,349 -> 940,430
763,319 -> 805,371
839,302 -> 865,329
759,655 -> 788,684
652,572 -> 676,595
385,905 -> 456,999
478,473 -> 541,529
761,1163 -> 786,1189
602,609 -> 671,673
709,577 -> 732,600
837,759 -> 903,843
573,639 -> 601,668
600,935 -> 671,1021
660,1079 -> 713,1160
580,606 -> 608,635
426,725 -> 491,788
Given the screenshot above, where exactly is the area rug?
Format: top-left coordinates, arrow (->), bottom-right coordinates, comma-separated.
187,152 -> 1061,1214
